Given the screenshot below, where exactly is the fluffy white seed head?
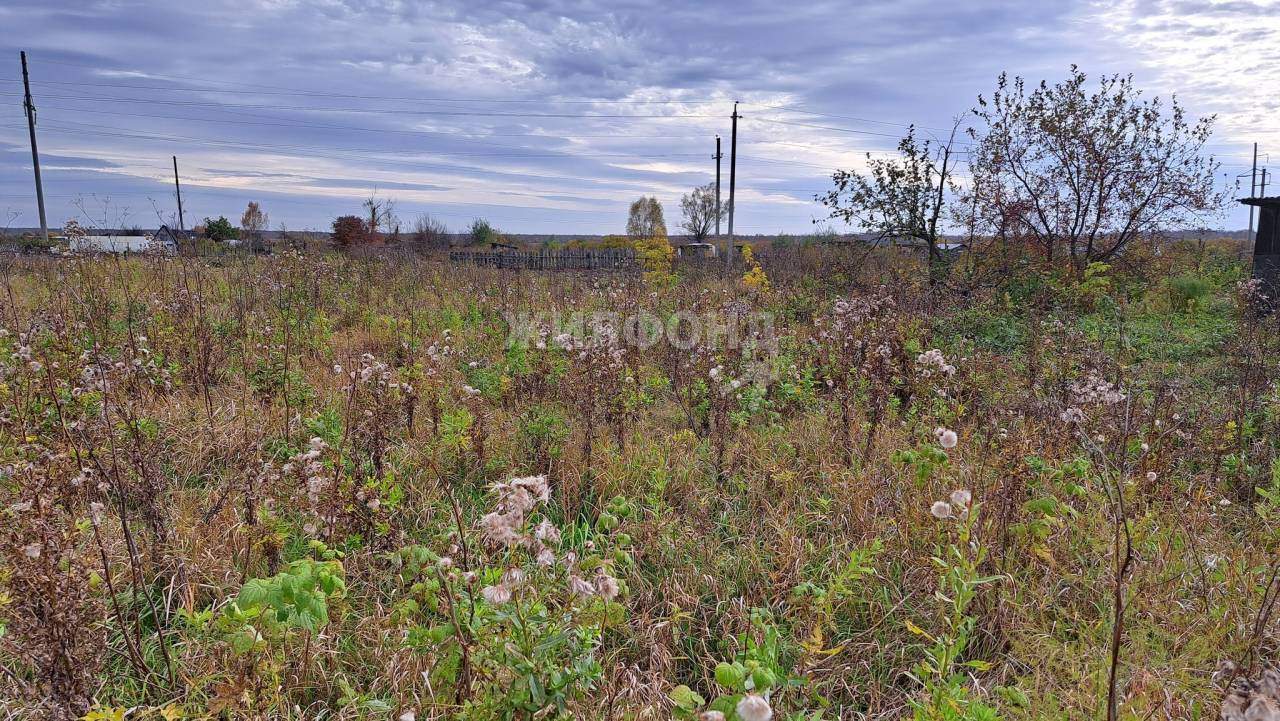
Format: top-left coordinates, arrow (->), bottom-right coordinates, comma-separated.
935,427 -> 958,449
736,694 -> 773,721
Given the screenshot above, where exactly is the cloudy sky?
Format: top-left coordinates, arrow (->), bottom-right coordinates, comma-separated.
1,0 -> 1277,235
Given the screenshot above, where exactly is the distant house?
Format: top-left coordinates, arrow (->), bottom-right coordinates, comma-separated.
69,228 -> 178,255
153,225 -> 188,251
677,242 -> 718,259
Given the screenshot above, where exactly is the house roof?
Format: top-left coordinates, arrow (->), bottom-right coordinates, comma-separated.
153,224 -> 188,242
1239,196 -> 1280,208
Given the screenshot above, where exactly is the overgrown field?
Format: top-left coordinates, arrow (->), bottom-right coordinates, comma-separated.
2,243 -> 1278,720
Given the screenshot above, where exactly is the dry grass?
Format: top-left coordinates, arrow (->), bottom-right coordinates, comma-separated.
0,244 -> 1275,720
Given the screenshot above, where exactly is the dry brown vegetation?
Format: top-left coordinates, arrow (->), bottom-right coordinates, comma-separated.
0,241 -> 1278,720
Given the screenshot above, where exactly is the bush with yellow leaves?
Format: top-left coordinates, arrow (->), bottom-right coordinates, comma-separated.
740,245 -> 771,293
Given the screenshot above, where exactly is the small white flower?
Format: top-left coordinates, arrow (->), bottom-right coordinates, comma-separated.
1140,443 -> 1150,452
437,556 -> 453,569
930,501 -> 953,520
22,542 -> 42,559
736,694 -> 773,721
1146,471 -> 1157,482
1219,498 -> 1232,507
398,710 -> 417,721
949,489 -> 971,508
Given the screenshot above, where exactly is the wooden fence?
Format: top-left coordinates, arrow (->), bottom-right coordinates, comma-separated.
449,247 -> 637,271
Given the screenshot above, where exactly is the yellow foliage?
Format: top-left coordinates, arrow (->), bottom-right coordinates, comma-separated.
632,235 -> 676,286
598,234 -> 633,249
740,245 -> 771,293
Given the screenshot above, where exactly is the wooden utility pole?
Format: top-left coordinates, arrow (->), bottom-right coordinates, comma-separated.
714,135 -> 722,237
172,155 -> 185,233
1249,143 -> 1259,244
725,102 -> 739,273
20,51 -> 48,243
1263,168 -> 1269,198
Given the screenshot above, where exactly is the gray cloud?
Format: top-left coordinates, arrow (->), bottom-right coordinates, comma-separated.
0,0 -> 1270,232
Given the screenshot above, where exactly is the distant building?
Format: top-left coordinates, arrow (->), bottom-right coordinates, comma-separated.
677,242 -> 718,259
153,225 -> 188,250
69,228 -> 178,255
1241,196 -> 1280,297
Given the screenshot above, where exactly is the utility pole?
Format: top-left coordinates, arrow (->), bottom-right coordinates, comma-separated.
725,102 -> 739,273
172,155 -> 185,233
20,51 -> 48,243
1249,143 -> 1259,245
1262,168 -> 1269,198
714,135 -> 722,237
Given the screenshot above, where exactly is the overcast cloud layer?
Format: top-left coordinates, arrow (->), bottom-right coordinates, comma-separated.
2,0 -> 1277,234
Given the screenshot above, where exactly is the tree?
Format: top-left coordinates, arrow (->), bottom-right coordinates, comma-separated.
332,215 -> 369,248
410,214 -> 449,250
626,197 -> 672,282
469,218 -> 496,246
241,202 -> 267,247
818,124 -> 961,284
203,216 -> 239,242
680,184 -> 721,243
626,196 -> 667,241
968,66 -> 1224,269
362,195 -> 396,245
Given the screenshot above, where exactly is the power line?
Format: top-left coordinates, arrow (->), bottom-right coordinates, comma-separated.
13,133 -> 710,195
746,103 -> 958,133
33,119 -> 710,161
0,75 -> 727,105
3,91 -> 723,119
17,57 -> 730,107
6,100 -> 712,142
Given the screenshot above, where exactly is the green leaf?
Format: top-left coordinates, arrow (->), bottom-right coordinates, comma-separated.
670,684 -> 705,711
715,661 -> 744,690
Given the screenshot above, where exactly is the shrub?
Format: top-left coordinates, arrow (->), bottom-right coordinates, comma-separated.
332,215 -> 369,248
203,216 -> 239,242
